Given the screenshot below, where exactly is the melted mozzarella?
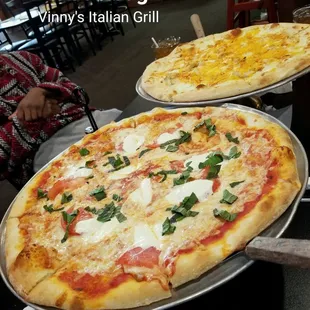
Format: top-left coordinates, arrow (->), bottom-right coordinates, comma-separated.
122,134 -> 145,154
129,178 -> 153,206
108,165 -> 136,180
157,131 -> 181,145
166,180 -> 213,204
134,223 -> 160,249
75,218 -> 119,243
184,153 -> 210,171
66,166 -> 93,178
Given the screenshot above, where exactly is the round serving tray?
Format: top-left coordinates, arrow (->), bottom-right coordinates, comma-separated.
136,66 -> 310,106
0,104 -> 308,310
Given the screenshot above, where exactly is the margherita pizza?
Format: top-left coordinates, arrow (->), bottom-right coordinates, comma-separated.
5,107 -> 300,309
142,23 -> 310,102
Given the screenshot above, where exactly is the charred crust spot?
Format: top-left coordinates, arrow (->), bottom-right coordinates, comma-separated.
56,292 -> 68,307
231,28 -> 242,37
70,297 -> 84,310
270,23 -> 280,28
196,84 -> 206,89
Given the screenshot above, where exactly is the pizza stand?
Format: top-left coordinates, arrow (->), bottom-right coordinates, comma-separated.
1,20 -> 310,310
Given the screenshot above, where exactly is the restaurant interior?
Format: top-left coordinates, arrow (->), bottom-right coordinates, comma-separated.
1,0 -> 310,309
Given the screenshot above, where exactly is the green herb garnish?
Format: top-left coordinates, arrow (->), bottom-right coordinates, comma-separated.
228,146 -> 241,159
225,133 -> 239,144
85,160 -> 96,168
37,188 -> 47,199
112,194 -> 123,202
89,186 -> 106,201
230,180 -> 245,188
181,112 -> 188,115
213,208 -> 237,222
103,151 -> 112,156
139,149 -> 151,158
96,202 -> 127,223
162,217 -> 176,235
194,118 -> 216,137
61,210 -> 79,243
163,193 -> 199,234
160,131 -> 191,152
61,192 -> 73,204
149,170 -> 177,183
79,148 -> 90,156
43,204 -> 64,213
220,189 -> 238,204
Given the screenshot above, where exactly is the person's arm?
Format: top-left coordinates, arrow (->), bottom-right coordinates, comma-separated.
18,51 -> 79,102
0,121 -> 13,181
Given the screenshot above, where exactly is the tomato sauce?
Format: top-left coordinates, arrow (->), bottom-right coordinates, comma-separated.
48,178 -> 85,200
117,247 -> 160,269
59,271 -> 130,297
212,178 -> 221,193
201,162 -> 278,246
61,207 -> 93,236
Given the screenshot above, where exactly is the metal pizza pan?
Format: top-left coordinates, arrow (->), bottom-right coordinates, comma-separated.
0,104 -> 308,310
136,66 -> 310,106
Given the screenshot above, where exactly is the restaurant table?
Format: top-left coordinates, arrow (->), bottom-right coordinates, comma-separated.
2,96 -> 310,310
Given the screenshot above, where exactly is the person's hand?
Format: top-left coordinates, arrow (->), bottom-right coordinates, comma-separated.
8,88 -> 60,121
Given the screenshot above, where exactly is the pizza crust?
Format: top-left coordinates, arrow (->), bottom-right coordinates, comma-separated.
141,23 -> 310,102
27,274 -> 171,309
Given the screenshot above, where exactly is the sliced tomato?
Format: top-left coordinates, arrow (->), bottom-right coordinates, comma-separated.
170,160 -> 184,172
193,111 -> 202,119
212,178 -> 221,193
117,247 -> 160,269
146,143 -> 160,149
48,177 -> 85,200
61,207 -> 93,236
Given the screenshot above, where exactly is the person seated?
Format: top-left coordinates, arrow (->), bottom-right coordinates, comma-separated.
0,51 -> 121,189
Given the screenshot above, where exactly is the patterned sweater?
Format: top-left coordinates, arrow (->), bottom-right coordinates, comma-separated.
0,51 -> 86,189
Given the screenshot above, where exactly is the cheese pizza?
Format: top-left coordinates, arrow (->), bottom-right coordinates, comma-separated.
5,107 -> 300,309
142,23 -> 310,102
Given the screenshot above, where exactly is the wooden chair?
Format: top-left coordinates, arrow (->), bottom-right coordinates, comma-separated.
227,0 -> 278,30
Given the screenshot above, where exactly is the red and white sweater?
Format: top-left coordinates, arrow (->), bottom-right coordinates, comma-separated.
0,51 -> 86,188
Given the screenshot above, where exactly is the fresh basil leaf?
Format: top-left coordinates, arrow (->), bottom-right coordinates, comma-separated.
198,154 -> 223,169
166,145 -> 179,152
207,165 -> 221,179
89,186 -> 106,201
108,155 -> 123,168
162,217 -> 176,235
176,131 -> 191,145
166,208 -> 172,211
173,170 -> 191,186
228,146 -> 241,159
194,121 -> 205,131
213,208 -> 237,222
61,192 -> 73,204
86,175 -> 94,180
112,194 -> 123,202
185,161 -> 192,168
79,148 -> 90,156
139,149 -> 151,158
116,212 -> 127,223
230,180 -> 245,188
43,204 -> 64,213
61,210 -> 79,243
225,133 -> 239,144
85,160 -> 96,168
85,206 -> 98,214
160,138 -> 179,148
123,156 -> 130,166
37,188 -> 47,199
181,111 -> 188,115
97,202 -> 116,223
103,151 -> 112,156
149,170 -> 177,183
220,189 -> 238,204
182,192 -> 199,210
205,118 -> 216,137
